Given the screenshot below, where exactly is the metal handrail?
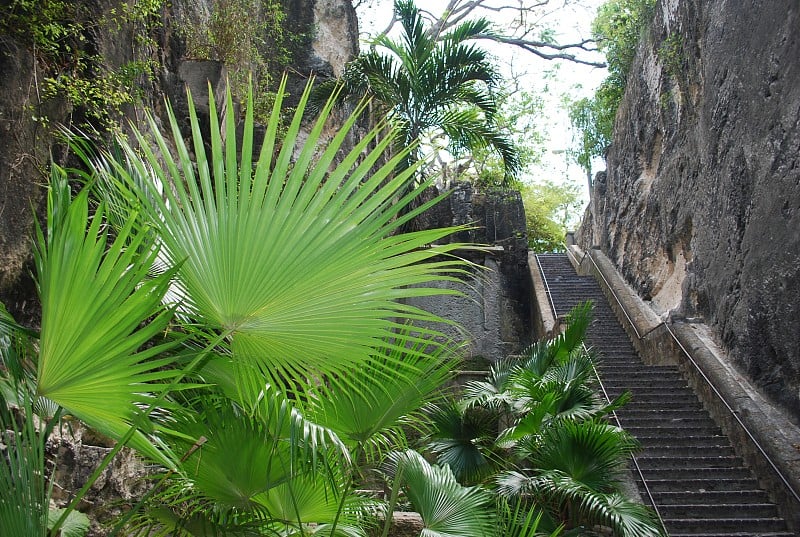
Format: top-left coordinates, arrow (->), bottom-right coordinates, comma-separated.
565,247 -> 642,340
567,246 -> 800,507
534,254 -> 668,534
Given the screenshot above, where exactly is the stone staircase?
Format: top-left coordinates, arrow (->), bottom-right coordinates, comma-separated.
535,253 -> 794,537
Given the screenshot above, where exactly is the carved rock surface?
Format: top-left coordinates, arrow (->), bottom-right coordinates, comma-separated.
578,1 -> 800,419
406,182 -> 532,364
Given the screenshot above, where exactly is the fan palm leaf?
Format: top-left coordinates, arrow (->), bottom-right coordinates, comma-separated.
303,331 -> 459,462
425,398 -> 501,484
32,167 -> 178,463
385,450 -> 496,537
92,76 -> 474,406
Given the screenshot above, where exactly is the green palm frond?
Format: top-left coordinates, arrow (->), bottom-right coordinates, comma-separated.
164,393 -> 347,513
0,399 -> 48,537
314,0 -> 518,184
425,398 -> 500,484
304,332 -> 459,462
386,450 -> 496,537
496,497 -> 561,537
498,470 -> 661,537
92,76 -> 473,405
32,166 -> 178,463
256,474 -> 374,536
529,420 -> 638,492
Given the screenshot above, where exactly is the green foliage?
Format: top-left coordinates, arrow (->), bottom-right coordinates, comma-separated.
658,32 -> 684,78
179,0 -> 302,123
427,303 -> 664,536
384,450 -> 497,537
315,0 -> 520,185
567,0 -> 656,175
452,89 -> 547,190
0,0 -> 82,59
1,0 -> 164,135
2,77 -> 493,536
592,0 -> 656,86
520,180 -> 583,252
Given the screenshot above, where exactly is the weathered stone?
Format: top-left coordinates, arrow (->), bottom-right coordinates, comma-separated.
404,182 -> 532,363
577,1 -> 800,420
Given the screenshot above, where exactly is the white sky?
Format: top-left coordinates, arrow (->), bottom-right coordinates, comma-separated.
354,0 -> 608,215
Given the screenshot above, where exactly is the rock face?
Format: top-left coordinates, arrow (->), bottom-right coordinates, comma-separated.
577,1 -> 800,419
405,182 -> 532,366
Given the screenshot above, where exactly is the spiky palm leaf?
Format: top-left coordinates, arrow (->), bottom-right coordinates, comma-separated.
303,332 -> 459,462
32,167 -> 179,464
496,420 -> 660,536
90,76 -> 474,407
0,399 -> 48,537
425,398 -> 501,485
497,470 -> 661,537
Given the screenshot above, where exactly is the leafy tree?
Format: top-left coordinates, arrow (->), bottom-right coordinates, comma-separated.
568,0 -> 656,175
314,0 -> 520,185
437,88 -> 547,190
521,180 -> 583,253
359,0 -> 606,68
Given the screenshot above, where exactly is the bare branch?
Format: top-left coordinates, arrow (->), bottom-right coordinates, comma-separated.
480,33 -> 606,67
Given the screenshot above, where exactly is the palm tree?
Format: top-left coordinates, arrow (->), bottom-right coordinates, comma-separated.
314,0 -> 520,185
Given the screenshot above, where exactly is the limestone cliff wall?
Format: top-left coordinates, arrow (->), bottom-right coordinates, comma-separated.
578,1 -> 800,419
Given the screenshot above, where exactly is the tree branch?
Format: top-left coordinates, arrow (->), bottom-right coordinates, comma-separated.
478,34 -> 606,68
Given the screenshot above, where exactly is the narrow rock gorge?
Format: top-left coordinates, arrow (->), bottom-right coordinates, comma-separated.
578,1 -> 800,419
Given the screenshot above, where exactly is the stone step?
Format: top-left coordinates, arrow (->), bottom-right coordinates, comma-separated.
612,398 -> 706,410
668,533 -> 794,537
635,434 -> 730,448
603,380 -> 690,391
659,502 -> 780,519
633,455 -> 741,469
616,416 -> 719,428
619,422 -> 721,438
637,443 -> 736,458
643,477 -> 761,493
618,408 -> 716,419
650,489 -> 773,505
641,466 -> 753,480
664,517 -> 789,534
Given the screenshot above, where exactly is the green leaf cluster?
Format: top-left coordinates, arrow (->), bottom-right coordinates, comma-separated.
178,0 -> 305,124
314,0 -> 520,186
425,302 -> 665,536
520,180 -> 583,253
1,0 -> 164,135
1,76 -> 500,537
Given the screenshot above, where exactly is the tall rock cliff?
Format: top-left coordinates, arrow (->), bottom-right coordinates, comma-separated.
578,1 -> 800,419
